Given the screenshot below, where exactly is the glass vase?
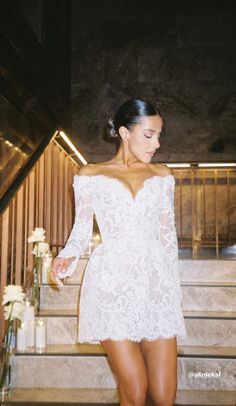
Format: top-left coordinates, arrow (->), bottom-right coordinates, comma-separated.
0,361 -> 11,400
0,325 -> 14,401
31,265 -> 41,314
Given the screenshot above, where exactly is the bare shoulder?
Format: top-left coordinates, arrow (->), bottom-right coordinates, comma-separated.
76,163 -> 100,177
152,163 -> 174,176
77,160 -> 116,176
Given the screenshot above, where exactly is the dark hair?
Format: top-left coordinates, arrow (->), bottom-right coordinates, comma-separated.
105,98 -> 161,140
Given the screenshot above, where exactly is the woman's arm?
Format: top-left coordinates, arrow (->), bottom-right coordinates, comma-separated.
159,175 -> 182,302
51,174 -> 93,285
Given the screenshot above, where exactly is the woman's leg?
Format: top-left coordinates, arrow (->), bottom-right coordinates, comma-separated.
140,337 -> 177,406
101,339 -> 149,406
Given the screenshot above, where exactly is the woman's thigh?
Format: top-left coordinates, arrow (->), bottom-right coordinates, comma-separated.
140,337 -> 177,405
101,339 -> 148,404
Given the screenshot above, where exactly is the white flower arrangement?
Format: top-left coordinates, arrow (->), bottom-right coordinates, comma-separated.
32,242 -> 50,257
27,227 -> 52,313
2,285 -> 25,306
2,285 -> 26,321
27,227 -> 46,243
1,285 -> 26,391
27,227 -> 50,260
3,302 -> 25,321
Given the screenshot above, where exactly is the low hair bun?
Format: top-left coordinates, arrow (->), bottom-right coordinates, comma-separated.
105,118 -> 118,139
104,98 -> 161,144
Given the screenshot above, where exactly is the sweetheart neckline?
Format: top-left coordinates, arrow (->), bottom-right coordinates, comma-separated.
75,173 -> 174,201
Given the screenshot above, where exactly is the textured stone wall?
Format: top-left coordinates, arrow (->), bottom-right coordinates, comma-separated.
71,1 -> 236,164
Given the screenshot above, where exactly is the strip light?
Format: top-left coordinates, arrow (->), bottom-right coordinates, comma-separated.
167,164 -> 191,168
198,163 -> 236,167
58,131 -> 87,165
167,163 -> 236,168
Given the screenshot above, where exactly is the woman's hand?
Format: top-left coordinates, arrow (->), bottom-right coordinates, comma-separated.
50,257 -> 76,287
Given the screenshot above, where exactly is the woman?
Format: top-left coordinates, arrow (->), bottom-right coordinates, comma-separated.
51,98 -> 187,406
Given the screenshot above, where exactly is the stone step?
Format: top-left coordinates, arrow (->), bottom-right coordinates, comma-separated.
40,285 -> 80,310
179,246 -> 236,261
179,259 -> 236,283
40,284 -> 236,311
14,343 -> 236,358
2,388 -> 236,405
36,310 -> 236,346
12,344 -> 236,391
36,314 -> 78,345
45,259 -> 236,286
182,285 -> 236,311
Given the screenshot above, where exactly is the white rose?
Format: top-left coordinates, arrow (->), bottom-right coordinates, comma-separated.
32,242 -> 50,257
2,285 -> 26,305
4,302 -> 25,321
28,227 -> 46,243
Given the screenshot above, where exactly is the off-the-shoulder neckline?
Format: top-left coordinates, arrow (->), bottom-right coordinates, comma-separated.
75,174 -> 174,180
74,173 -> 174,201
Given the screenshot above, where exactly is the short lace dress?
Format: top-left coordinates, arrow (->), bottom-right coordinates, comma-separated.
57,174 -> 187,343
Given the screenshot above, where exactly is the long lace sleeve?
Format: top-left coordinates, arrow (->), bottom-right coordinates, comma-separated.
159,175 -> 182,303
56,175 -> 93,279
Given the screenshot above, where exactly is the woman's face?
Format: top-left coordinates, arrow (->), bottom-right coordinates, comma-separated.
121,115 -> 163,163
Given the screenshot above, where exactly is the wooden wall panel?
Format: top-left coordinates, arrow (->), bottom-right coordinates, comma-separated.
15,185 -> 24,284
0,139 -> 79,341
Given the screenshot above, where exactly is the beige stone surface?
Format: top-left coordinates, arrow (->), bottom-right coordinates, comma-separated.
179,260 -> 236,283
12,345 -> 236,390
182,285 -> 236,311
40,285 -> 80,310
40,283 -> 236,312
178,357 -> 236,391
178,318 -> 236,347
35,311 -> 236,346
3,388 -> 236,405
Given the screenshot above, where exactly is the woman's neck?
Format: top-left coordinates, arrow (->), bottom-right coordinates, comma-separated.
113,144 -> 139,167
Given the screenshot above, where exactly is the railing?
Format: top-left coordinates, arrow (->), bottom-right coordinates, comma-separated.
174,168 -> 236,258
0,139 -> 79,341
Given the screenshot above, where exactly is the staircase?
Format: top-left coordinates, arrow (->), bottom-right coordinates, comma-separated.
3,259 -> 236,405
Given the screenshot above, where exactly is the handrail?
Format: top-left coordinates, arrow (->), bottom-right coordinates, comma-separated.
0,130 -> 57,214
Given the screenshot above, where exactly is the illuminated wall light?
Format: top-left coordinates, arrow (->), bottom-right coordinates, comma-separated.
5,140 -> 13,147
167,163 -> 191,168
3,139 -> 25,154
59,131 -> 87,165
198,163 -> 236,167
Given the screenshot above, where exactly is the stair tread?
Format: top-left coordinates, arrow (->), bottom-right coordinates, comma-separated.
41,281 -> 236,287
2,388 -> 236,405
14,343 -> 236,357
37,309 -> 236,319
183,310 -> 236,318
181,281 -> 236,286
2,387 -> 119,404
38,309 -> 78,317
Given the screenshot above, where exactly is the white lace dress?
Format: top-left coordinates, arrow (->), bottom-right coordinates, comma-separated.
57,174 -> 187,343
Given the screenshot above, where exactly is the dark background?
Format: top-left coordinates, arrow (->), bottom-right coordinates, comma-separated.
1,0 -> 236,165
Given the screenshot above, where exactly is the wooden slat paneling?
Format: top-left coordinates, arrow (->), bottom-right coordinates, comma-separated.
0,139 -> 79,341
15,185 -> 24,284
